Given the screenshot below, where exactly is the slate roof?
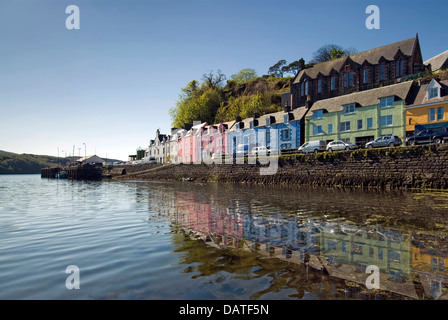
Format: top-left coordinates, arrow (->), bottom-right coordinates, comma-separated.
424,50 -> 448,72
293,37 -> 418,83
406,79 -> 448,108
307,81 -> 414,115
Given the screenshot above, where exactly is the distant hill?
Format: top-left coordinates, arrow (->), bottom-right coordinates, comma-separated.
0,152 -> 63,174
0,152 -> 124,174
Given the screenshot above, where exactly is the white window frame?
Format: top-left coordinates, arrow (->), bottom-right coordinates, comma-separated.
340,121 -> 351,132
380,115 -> 393,127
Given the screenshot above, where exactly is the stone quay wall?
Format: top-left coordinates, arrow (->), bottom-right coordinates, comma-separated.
113,144 -> 448,189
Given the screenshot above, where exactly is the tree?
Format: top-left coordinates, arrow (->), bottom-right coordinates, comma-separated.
311,44 -> 358,63
230,68 -> 258,83
281,60 -> 304,76
201,69 -> 227,89
267,60 -> 287,77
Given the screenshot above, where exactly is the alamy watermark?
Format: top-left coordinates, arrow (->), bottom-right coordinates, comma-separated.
65,265 -> 80,290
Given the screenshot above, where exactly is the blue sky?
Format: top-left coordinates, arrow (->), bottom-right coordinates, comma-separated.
1,0 -> 447,160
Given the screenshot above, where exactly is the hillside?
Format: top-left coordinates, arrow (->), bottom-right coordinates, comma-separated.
215,76 -> 292,123
0,152 -> 67,174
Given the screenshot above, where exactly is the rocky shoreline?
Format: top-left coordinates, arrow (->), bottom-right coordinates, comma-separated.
108,144 -> 448,189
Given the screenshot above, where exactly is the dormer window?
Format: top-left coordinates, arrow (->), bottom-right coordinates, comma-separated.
344,72 -> 354,87
314,110 -> 323,119
428,87 -> 440,99
284,114 -> 289,124
317,79 -> 322,93
250,121 -> 254,129
265,118 -> 271,127
379,96 -> 394,108
343,104 -> 355,114
426,79 -> 442,100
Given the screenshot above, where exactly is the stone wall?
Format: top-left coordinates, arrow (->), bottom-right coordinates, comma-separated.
113,144 -> 448,189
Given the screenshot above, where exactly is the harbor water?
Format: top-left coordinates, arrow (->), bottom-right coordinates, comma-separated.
1,174 -> 448,300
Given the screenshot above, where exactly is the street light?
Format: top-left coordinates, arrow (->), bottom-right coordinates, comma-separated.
83,143 -> 86,158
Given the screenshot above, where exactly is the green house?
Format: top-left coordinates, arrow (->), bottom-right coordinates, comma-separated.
305,82 -> 414,147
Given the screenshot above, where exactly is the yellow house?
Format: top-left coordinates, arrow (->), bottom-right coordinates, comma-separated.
405,79 -> 448,135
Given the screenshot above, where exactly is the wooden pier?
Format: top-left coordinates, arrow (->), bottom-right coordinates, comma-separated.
41,164 -> 103,181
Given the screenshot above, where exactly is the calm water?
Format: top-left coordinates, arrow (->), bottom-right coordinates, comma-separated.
1,174 -> 448,300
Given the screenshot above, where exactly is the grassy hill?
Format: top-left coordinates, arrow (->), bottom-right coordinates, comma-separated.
0,152 -> 68,174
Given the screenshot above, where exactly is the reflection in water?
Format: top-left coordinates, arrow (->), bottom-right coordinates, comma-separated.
133,181 -> 448,300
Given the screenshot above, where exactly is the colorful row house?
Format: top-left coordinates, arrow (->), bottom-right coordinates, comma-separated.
305,81 -> 413,147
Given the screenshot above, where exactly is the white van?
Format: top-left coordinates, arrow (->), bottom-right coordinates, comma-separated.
298,140 -> 326,154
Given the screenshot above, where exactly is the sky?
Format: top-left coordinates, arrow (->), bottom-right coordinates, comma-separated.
1,0 -> 447,161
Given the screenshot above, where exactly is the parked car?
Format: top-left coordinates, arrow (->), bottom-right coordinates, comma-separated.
235,144 -> 249,157
298,140 -> 326,154
326,140 -> 358,152
406,128 -> 448,146
251,146 -> 278,156
366,136 -> 402,148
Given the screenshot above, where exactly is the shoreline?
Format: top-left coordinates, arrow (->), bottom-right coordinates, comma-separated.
108,144 -> 448,190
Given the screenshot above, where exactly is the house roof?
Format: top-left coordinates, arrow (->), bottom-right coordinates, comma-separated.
406,79 -> 448,108
424,50 -> 448,72
293,37 -> 418,83
76,155 -> 105,163
307,81 -> 414,115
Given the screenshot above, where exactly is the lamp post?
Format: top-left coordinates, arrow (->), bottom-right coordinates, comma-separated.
83,143 -> 86,158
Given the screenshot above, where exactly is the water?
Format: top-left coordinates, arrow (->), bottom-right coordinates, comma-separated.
1,174 -> 448,300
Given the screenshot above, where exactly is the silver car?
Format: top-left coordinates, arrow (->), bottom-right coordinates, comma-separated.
326,140 -> 358,152
366,136 -> 402,148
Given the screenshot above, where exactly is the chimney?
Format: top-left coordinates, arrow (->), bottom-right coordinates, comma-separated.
305,96 -> 313,109
236,116 -> 242,122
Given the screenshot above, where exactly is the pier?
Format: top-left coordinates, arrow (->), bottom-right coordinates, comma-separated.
41,164 -> 103,180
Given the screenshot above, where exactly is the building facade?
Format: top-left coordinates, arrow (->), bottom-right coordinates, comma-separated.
305,81 -> 414,147
291,36 -> 425,109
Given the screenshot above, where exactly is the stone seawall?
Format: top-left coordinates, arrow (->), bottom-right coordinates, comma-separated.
113,144 -> 448,189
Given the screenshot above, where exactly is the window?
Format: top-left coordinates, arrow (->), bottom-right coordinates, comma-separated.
367,118 -> 373,129
301,79 -> 308,96
343,104 -> 355,114
341,138 -> 350,143
378,249 -> 383,260
313,125 -> 322,135
363,69 -> 369,84
428,87 -> 440,99
437,107 -> 445,121
250,121 -> 254,129
328,123 -> 333,134
429,108 -> 436,122
265,118 -> 271,127
380,96 -> 394,108
318,79 -> 322,93
344,72 -> 354,87
395,59 -> 404,77
357,119 -> 363,130
369,247 -> 374,258
280,143 -> 292,149
380,65 -> 385,81
314,110 -> 323,119
331,76 -> 336,90
380,115 -> 393,127
284,114 -> 289,124
341,242 -> 347,252
281,129 -> 291,140
266,131 -> 270,143
340,121 -> 351,132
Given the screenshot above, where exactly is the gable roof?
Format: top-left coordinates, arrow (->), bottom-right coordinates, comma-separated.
307,81 -> 414,114
293,37 -> 418,83
406,79 -> 448,108
424,50 -> 448,72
